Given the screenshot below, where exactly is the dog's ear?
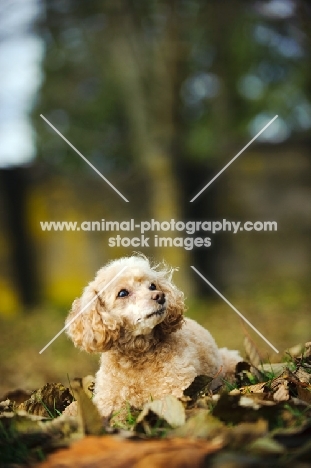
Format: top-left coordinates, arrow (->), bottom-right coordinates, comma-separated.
65,287 -> 120,353
155,277 -> 185,337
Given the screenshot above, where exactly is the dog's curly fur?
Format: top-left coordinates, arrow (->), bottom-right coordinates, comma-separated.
65,254 -> 242,417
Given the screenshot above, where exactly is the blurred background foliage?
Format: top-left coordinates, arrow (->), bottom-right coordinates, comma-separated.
1,0 -> 311,394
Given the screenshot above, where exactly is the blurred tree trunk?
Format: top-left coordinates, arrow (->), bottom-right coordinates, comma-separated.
206,0 -> 241,157
106,1 -> 189,283
0,167 -> 37,307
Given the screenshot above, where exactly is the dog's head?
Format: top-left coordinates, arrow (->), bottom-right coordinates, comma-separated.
66,255 -> 185,354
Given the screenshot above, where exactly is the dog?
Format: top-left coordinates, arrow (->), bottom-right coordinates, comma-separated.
65,254 -> 242,417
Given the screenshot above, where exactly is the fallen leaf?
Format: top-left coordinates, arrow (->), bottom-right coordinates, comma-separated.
260,363 -> 287,378
208,451 -> 271,468
229,382 -> 266,395
0,399 -> 14,414
243,336 -> 262,367
294,367 -> 311,384
135,395 -> 185,435
247,436 -> 285,455
172,409 -> 226,439
183,375 -> 214,401
229,419 -> 268,449
287,342 -> 311,359
268,369 -> 299,391
297,386 -> 311,404
70,379 -> 104,436
273,420 -> 311,449
39,435 -> 223,468
1,389 -> 32,405
18,383 -> 72,418
70,375 -> 95,399
273,382 -> 289,402
212,394 -> 282,428
238,396 -> 261,410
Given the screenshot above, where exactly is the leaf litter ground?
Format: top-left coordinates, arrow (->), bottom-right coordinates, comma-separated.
1,341 -> 311,468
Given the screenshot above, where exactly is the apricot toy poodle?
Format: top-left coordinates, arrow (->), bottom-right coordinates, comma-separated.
65,254 -> 242,417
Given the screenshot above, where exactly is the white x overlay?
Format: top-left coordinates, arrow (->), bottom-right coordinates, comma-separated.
191,266 -> 279,353
40,114 -> 129,202
39,266 -> 128,354
190,115 -> 278,202
39,112 -> 280,354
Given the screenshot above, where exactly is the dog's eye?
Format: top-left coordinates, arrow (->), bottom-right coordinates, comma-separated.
149,283 -> 157,291
117,289 -> 129,298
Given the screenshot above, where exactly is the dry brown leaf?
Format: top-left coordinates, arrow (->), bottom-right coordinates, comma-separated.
286,343 -> 306,357
273,420 -> 311,449
172,409 -> 225,440
71,375 -> 95,399
247,436 -> 285,455
297,386 -> 311,404
18,383 -> 72,417
1,389 -> 32,405
70,379 -> 104,435
295,367 -> 311,384
135,395 -> 185,435
273,382 -> 289,402
183,375 -> 213,401
229,382 -> 266,395
243,336 -> 262,367
39,435 -> 223,468
261,363 -> 287,378
229,419 -> 268,449
212,393 -> 282,428
0,399 -> 14,414
286,342 -> 311,359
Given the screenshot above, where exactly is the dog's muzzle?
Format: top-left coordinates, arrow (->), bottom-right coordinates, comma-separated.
146,306 -> 166,319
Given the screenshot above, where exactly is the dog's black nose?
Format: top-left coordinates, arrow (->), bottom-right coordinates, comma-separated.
151,291 -> 165,305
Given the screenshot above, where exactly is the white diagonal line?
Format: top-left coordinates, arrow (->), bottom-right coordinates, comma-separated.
40,114 -> 129,202
191,266 -> 279,353
39,266 -> 128,354
190,115 -> 278,202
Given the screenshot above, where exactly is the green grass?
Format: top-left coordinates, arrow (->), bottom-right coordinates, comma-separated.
0,420 -> 46,466
111,402 -> 140,430
39,398 -> 63,419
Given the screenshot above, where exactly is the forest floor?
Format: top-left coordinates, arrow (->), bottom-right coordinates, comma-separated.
1,296 -> 311,467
